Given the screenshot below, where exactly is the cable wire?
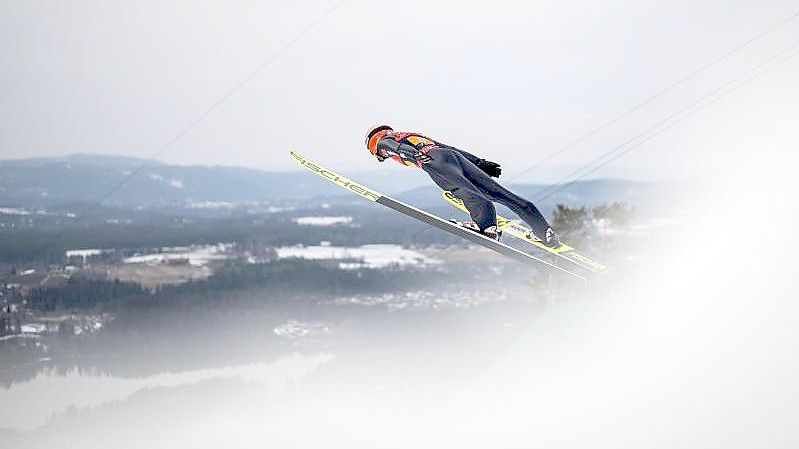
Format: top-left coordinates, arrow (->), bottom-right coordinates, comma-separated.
36,0 -> 345,256
535,41 -> 799,202
507,9 -> 799,183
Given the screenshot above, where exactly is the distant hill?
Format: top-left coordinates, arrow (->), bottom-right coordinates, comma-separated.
0,154 -> 679,214
0,154 -> 431,206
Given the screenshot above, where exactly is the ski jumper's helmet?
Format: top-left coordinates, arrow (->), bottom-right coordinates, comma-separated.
365,124 -> 393,155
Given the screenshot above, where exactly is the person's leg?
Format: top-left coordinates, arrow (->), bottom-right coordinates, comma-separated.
453,151 -> 553,238
456,190 -> 497,230
422,149 -> 497,230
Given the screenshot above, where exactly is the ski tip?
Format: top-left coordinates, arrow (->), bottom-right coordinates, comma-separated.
289,150 -> 305,164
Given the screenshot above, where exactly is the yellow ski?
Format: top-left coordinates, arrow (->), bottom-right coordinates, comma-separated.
442,190 -> 612,274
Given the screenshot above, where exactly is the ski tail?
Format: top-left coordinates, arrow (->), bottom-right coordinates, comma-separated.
442,190 -> 613,275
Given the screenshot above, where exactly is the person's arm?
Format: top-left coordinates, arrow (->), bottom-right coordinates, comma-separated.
449,147 -> 483,166
376,136 -> 415,157
376,136 -> 433,163
444,145 -> 502,178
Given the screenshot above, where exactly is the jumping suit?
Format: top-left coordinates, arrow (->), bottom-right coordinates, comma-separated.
375,131 -> 552,238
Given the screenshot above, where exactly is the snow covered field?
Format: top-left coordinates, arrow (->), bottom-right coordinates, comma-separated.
0,207 -> 30,215
326,290 -> 512,311
123,243 -> 234,266
275,244 -> 439,269
292,216 -> 353,226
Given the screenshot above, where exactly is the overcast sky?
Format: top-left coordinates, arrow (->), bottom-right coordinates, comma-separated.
1,0 -> 797,181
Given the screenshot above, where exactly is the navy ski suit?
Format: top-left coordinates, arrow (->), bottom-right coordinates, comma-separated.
375,132 -> 552,238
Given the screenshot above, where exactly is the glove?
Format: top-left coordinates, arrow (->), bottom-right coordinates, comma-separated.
477,159 -> 502,178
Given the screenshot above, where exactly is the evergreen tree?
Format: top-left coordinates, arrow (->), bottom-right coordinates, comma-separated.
592,202 -> 635,228
553,204 -> 589,242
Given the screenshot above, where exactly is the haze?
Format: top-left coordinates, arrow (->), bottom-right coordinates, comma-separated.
1,0 -> 797,181
2,2 -> 799,448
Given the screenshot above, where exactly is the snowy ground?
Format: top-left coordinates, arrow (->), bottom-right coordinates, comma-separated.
123,243 -> 234,266
292,216 -> 353,226
275,244 -> 440,269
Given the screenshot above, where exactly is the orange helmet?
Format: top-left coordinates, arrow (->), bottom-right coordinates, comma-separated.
365,124 -> 393,155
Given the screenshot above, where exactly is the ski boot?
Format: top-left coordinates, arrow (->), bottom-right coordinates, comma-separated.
482,225 -> 502,241
526,227 -> 561,248
543,228 -> 561,248
449,220 -> 502,241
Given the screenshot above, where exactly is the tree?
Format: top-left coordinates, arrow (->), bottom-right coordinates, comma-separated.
552,205 -> 589,242
592,202 -> 635,234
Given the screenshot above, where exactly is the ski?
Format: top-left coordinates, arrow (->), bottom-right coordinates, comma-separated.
290,150 -> 586,280
442,190 -> 612,275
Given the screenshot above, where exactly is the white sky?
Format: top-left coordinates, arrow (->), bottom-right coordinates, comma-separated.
1,0 -> 797,181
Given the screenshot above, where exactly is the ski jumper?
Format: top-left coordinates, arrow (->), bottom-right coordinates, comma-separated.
375,132 -> 552,238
